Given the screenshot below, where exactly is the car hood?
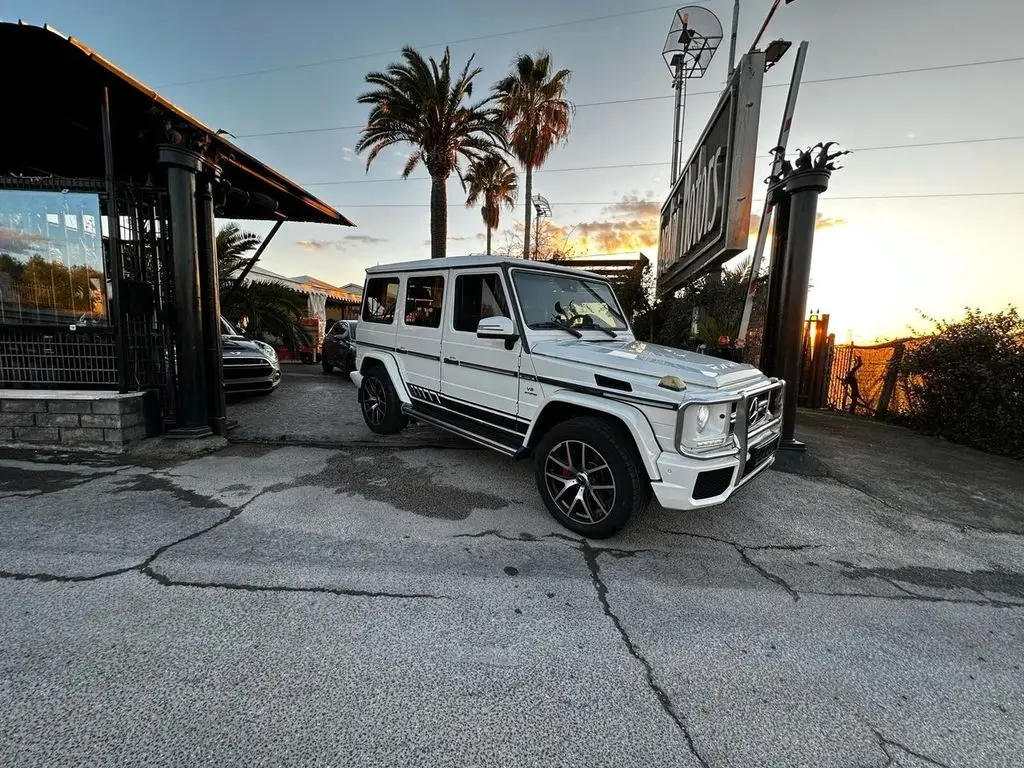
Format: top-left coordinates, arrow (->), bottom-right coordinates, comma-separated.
531,338 -> 763,390
222,336 -> 270,356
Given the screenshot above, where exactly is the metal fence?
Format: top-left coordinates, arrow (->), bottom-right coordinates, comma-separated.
0,177 -> 178,422
827,337 -> 930,417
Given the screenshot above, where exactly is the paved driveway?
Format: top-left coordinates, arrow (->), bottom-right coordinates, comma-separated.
1,412 -> 1022,767
226,362 -> 460,447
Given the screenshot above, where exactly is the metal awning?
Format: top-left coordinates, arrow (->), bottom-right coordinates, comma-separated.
0,21 -> 354,227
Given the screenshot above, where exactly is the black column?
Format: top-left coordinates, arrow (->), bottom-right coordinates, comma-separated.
759,184 -> 792,378
159,144 -> 211,438
777,167 -> 832,451
196,168 -> 228,436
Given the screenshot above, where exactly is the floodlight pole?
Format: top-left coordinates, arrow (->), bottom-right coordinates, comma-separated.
670,62 -> 686,183
727,0 -> 740,79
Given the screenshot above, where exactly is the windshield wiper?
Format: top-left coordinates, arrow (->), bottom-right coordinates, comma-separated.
533,320 -> 583,338
578,281 -> 628,327
587,324 -> 618,338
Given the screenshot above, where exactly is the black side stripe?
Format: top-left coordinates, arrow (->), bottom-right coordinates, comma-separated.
360,341 -> 676,410
359,341 -> 395,353
407,385 -> 529,435
535,375 -> 679,410
405,349 -> 441,361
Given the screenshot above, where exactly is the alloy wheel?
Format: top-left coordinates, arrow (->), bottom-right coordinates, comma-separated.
362,377 -> 387,426
543,440 -> 617,525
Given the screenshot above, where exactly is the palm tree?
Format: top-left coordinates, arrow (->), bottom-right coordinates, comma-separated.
463,154 -> 518,255
216,223 -> 309,352
356,46 -> 507,259
494,52 -> 574,260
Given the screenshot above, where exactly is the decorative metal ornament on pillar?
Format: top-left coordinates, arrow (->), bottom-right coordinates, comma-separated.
159,144 -> 212,439
770,142 -> 849,451
196,160 -> 228,437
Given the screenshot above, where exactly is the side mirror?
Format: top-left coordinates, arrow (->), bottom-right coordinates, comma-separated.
477,315 -> 519,350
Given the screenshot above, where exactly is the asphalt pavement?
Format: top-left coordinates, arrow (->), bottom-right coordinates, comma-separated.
226,362 -> 461,448
2,374 -> 1023,767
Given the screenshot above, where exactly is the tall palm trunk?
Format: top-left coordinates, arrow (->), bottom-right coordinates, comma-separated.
430,173 -> 448,259
485,224 -> 492,255
522,165 -> 533,260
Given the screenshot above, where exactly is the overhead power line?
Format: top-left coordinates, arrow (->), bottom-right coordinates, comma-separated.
158,3 -> 685,88
230,54 -> 1024,140
328,191 -> 1024,209
298,135 -> 1024,187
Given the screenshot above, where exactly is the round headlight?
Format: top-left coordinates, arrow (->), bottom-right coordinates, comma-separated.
696,404 -> 710,433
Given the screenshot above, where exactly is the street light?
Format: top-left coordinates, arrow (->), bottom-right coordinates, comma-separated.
531,195 -> 551,260
662,7 -> 723,184
764,38 -> 793,70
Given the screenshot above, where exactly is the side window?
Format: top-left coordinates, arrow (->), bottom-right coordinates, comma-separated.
403,275 -> 445,329
453,273 -> 510,333
362,277 -> 400,324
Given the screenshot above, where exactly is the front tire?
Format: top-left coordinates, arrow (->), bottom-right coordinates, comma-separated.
360,368 -> 408,435
534,416 -> 645,539
322,359 -> 333,374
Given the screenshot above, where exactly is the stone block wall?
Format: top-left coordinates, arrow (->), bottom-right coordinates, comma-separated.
0,392 -> 150,452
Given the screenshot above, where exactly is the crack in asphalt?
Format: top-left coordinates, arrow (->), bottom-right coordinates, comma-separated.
802,588 -> 1022,609
658,529 -> 806,603
800,467 -> 1023,538
453,529 -> 583,545
0,565 -> 138,583
140,567 -> 445,600
656,528 -> 1024,609
0,483 -> 446,601
873,727 -> 954,768
580,540 -> 709,768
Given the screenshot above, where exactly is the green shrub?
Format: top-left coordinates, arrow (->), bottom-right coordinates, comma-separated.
900,307 -> 1024,459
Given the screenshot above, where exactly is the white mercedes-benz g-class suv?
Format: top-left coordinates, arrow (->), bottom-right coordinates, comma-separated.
351,256 -> 784,538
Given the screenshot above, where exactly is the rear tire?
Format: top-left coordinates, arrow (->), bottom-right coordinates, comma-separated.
360,368 -> 408,435
533,416 -> 645,539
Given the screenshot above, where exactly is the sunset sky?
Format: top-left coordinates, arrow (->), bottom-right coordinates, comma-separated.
9,0 -> 1023,343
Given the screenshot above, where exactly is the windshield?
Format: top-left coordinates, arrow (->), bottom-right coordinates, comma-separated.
512,270 -> 628,332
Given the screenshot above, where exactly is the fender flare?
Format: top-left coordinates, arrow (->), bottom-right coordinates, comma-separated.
359,352 -> 411,405
525,391 -> 663,480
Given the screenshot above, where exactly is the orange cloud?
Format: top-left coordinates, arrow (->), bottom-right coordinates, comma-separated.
748,212 -> 847,238
542,195 -> 662,255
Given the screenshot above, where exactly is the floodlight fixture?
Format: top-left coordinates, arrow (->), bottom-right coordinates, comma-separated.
662,6 -> 723,79
764,39 -> 792,70
663,6 -> 724,183
532,195 -> 551,218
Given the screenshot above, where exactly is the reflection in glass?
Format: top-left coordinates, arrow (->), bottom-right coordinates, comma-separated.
0,190 -> 108,326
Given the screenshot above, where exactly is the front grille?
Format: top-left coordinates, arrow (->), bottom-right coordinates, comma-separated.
742,435 -> 780,478
222,357 -> 273,379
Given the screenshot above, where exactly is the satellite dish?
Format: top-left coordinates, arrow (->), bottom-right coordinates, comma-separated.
662,6 -> 724,78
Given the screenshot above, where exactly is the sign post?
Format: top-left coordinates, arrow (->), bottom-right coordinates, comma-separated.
656,50 -> 766,297
736,40 -> 809,348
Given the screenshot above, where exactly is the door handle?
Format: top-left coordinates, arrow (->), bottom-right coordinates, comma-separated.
443,356 -> 460,365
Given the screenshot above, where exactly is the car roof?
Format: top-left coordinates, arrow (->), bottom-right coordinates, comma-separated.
364,254 -> 605,280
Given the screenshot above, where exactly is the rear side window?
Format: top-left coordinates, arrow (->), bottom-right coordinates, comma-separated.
404,275 -> 445,328
362,278 -> 400,324
453,273 -> 510,333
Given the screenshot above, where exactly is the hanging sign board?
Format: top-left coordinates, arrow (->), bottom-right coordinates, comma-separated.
657,51 -> 766,296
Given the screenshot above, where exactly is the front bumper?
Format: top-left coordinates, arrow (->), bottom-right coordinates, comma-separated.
650,428 -> 781,510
